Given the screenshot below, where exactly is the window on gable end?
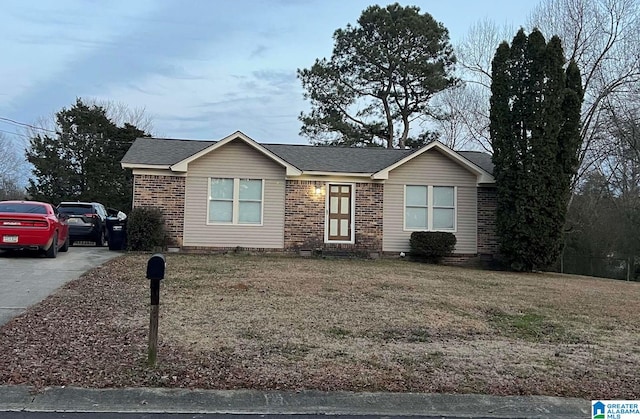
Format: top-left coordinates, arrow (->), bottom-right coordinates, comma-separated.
208,178 -> 263,225
404,185 -> 456,231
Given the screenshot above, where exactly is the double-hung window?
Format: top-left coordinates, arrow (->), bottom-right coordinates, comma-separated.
432,186 -> 455,230
404,185 -> 456,231
405,186 -> 429,230
208,178 -> 263,225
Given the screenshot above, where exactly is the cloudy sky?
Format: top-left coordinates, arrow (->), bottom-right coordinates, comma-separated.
1,0 -> 532,147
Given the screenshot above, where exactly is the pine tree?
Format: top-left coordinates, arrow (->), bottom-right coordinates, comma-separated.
298,3 -> 457,148
490,29 -> 583,271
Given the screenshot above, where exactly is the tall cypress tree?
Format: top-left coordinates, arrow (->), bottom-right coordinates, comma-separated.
490,29 -> 583,271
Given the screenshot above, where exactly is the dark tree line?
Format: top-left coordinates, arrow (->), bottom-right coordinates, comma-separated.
26,99 -> 149,210
564,100 -> 640,273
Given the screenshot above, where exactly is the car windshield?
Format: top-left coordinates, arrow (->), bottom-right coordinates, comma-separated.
58,205 -> 94,215
0,203 -> 48,214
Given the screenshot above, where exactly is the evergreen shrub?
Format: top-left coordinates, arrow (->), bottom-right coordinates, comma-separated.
409,231 -> 457,263
126,207 -> 166,251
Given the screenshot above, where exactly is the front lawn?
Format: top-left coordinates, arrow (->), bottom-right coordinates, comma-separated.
1,254 -> 638,399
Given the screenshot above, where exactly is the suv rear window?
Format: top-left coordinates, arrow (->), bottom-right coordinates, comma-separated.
58,205 -> 95,215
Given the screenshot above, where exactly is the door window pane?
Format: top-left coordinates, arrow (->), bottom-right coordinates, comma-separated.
340,197 -> 349,214
340,219 -> 348,236
330,196 -> 338,214
329,219 -> 338,236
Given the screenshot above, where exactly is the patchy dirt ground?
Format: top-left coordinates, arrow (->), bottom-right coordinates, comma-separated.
0,253 -> 638,399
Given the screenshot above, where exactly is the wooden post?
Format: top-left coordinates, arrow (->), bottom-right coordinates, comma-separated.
146,254 -> 165,367
148,279 -> 160,366
148,304 -> 159,365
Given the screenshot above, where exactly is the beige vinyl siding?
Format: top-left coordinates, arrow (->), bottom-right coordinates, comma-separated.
383,149 -> 478,253
184,139 -> 286,248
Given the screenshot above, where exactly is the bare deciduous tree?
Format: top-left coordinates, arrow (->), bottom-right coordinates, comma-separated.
444,0 -> 640,172
530,0 -> 640,183
0,133 -> 26,200
430,85 -> 487,151
23,99 -> 154,138
90,99 -> 154,134
436,19 -> 515,151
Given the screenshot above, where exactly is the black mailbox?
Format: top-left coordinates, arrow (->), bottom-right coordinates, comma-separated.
146,253 -> 166,280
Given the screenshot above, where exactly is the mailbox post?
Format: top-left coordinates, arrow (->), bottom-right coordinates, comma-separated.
146,253 -> 165,366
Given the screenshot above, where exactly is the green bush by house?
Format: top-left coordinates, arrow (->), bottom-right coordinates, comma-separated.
126,207 -> 166,251
410,231 -> 456,263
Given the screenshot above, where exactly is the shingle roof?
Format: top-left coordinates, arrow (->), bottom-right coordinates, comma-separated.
263,144 -> 415,173
121,137 -> 493,175
121,138 -> 215,166
457,151 -> 494,175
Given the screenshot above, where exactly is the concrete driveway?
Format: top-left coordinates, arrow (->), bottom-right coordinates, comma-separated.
0,246 -> 121,326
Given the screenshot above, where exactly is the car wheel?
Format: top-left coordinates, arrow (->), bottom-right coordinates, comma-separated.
60,235 -> 69,252
45,234 -> 58,258
95,230 -> 105,247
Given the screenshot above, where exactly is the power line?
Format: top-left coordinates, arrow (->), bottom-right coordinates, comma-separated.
0,117 -> 56,134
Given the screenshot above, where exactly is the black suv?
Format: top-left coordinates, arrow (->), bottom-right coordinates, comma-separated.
57,202 -> 108,246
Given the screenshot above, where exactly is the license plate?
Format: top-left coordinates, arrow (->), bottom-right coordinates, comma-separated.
67,218 -> 80,224
112,226 -> 123,231
2,235 -> 18,243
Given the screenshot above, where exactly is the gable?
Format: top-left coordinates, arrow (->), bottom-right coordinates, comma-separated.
373,141 -> 494,184
171,131 -> 301,176
386,147 -> 478,187
187,139 -> 287,179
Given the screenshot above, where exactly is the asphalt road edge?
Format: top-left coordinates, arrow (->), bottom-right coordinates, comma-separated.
0,385 -> 590,418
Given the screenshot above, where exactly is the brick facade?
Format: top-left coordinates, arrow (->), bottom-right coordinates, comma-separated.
353,182 -> 384,251
477,186 -> 499,255
284,180 -> 325,250
130,175 -> 497,259
133,174 -> 185,246
284,180 -> 383,253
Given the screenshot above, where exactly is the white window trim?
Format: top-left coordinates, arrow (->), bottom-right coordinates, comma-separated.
403,185 -> 457,232
207,178 -> 264,226
324,182 -> 356,244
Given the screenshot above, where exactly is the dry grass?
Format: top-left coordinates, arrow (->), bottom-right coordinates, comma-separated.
1,253 -> 639,398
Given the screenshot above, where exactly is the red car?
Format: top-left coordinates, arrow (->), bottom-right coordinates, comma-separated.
0,200 -> 70,258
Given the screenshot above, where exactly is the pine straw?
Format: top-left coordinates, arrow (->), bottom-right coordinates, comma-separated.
0,253 -> 639,398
